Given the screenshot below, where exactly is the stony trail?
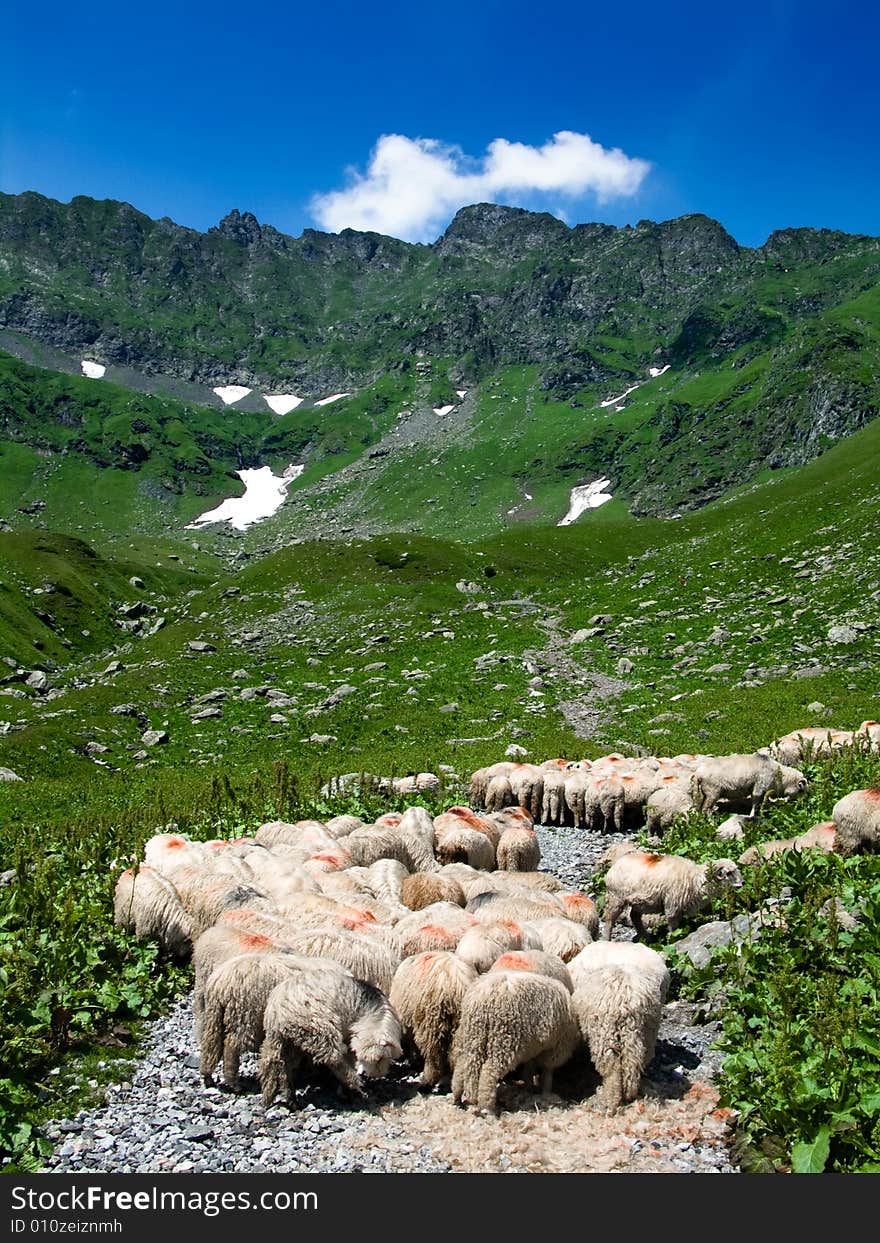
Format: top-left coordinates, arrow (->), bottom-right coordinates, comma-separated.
40,824 -> 738,1175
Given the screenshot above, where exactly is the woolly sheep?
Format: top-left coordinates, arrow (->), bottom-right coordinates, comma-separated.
572,964 -> 666,1112
467,889 -> 564,925
455,919 -> 531,973
587,776 -> 626,834
163,867 -> 271,940
602,851 -> 743,939
489,950 -> 573,992
485,775 -> 516,814
450,971 -> 579,1115
526,917 -> 591,963
832,788 -> 880,856
113,866 -> 193,957
394,902 -> 479,957
143,833 -> 207,876
259,966 -> 403,1104
491,870 -> 562,893
496,825 -> 541,872
389,951 -> 478,1086
738,821 -> 837,865
362,858 -> 410,907
397,806 -> 436,843
435,807 -> 501,849
567,939 -> 671,998
325,815 -> 364,837
283,928 -> 402,993
557,892 -> 600,937
192,923 -> 294,1041
508,764 -> 545,822
401,872 -> 467,910
541,769 -> 569,825
468,762 -> 515,808
434,827 -> 495,871
487,805 -> 535,832
691,753 -> 807,818
200,951 -> 306,1089
644,783 -> 695,838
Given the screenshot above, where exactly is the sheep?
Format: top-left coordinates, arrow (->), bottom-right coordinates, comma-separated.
283,928 -> 402,993
469,762 -> 515,808
343,827 -> 413,870
467,889 -> 564,925
155,867 -> 272,941
770,727 -> 852,765
485,774 -> 516,813
587,776 -> 626,834
434,827 -> 495,871
259,966 -> 403,1105
541,769 -> 569,825
389,951 -> 478,1086
455,919 -> 533,973
436,861 -> 485,889
450,971 -> 579,1115
557,892 -> 600,938
435,807 -> 501,850
397,806 -> 436,843
644,782 -> 696,838
487,805 -> 535,832
200,951 -> 308,1089
113,866 -> 193,957
855,721 -> 880,747
571,939 -> 666,1108
738,821 -> 837,865
602,851 -> 743,939
507,764 -> 545,822
691,753 -> 807,818
362,858 -> 410,907
496,825 -> 541,872
489,950 -> 573,992
325,815 -> 364,837
567,940 -> 671,998
832,789 -> 880,856
595,840 -> 639,872
563,770 -> 593,829
715,815 -> 747,842
526,917 -> 591,962
394,902 -> 479,957
490,870 -> 562,893
401,872 -> 467,910
192,923 -> 295,1041
143,833 -> 207,876
243,852 -> 321,904
255,820 -> 335,852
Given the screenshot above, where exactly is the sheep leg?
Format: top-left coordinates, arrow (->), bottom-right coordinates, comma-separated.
476,1063 -> 500,1116
602,895 -> 627,940
222,1036 -> 241,1091
331,1054 -> 365,1098
451,1059 -> 467,1106
420,1057 -> 443,1087
630,908 -> 651,940
540,1067 -> 554,1096
258,1038 -> 286,1107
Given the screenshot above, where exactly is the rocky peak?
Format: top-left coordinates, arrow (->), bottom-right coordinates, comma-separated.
434,202 -> 569,257
212,209 -> 265,247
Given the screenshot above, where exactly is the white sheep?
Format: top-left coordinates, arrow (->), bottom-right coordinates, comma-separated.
455,919 -> 533,973
526,917 -> 591,963
401,872 -> 467,910
485,774 -> 516,813
434,827 -> 495,871
832,788 -> 880,856
450,971 -> 579,1115
602,851 -> 743,939
113,866 -> 193,957
572,961 -> 667,1112
191,922 -> 294,1041
389,951 -> 478,1085
393,902 -> 479,956
691,753 -> 807,817
259,966 -> 403,1104
199,951 -> 307,1089
496,825 -> 541,872
488,950 -> 574,992
644,782 -> 695,838
283,928 -> 402,993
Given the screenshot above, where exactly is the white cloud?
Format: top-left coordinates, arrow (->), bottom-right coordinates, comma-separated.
310,131 -> 651,242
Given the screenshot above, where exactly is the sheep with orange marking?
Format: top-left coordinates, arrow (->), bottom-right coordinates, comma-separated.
401,872 -> 467,911
165,866 -> 272,940
467,888 -> 564,926
568,941 -> 670,1112
525,917 -> 591,963
455,919 -> 538,974
450,971 -> 579,1115
192,922 -> 296,1040
485,775 -> 516,814
496,825 -> 541,872
489,950 -> 573,992
143,833 -> 207,877
832,788 -> 880,856
393,902 -> 479,957
468,762 -> 515,808
602,851 -> 743,940
389,951 -> 478,1086
113,866 -> 193,957
558,892 -> 600,938
435,807 -> 501,850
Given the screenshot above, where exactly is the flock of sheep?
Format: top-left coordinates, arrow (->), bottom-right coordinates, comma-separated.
112,718 -> 880,1121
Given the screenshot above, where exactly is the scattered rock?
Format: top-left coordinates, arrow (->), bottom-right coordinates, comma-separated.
188,641 -> 216,653
141,730 -> 169,747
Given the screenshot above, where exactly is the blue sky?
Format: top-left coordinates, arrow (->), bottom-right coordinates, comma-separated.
3,0 -> 879,246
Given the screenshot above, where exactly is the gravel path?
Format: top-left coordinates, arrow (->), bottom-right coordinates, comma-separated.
40,825 -> 738,1175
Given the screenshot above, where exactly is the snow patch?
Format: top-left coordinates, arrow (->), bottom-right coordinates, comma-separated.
433,405 -> 454,416
649,364 -> 670,378
558,478 -> 613,526
81,360 -> 106,379
599,383 -> 641,409
213,385 -> 252,405
186,464 -> 304,531
314,392 -> 351,407
264,394 -> 304,415
456,389 -> 468,398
